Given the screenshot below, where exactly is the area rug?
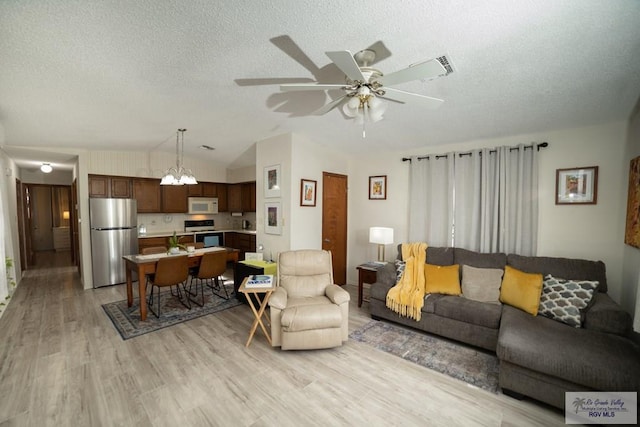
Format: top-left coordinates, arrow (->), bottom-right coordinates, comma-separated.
103,285 -> 241,340
349,320 -> 499,393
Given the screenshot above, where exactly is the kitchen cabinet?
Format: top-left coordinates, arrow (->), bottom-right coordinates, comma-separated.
89,175 -> 133,198
227,182 -> 256,213
161,185 -> 188,213
242,182 -> 256,212
227,184 -> 243,213
132,178 -> 161,213
225,232 -> 256,259
202,182 -> 216,197
187,183 -> 203,197
216,183 -> 228,212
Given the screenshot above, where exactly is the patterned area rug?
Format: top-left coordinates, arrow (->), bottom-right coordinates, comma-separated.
349,320 -> 499,393
103,285 -> 241,340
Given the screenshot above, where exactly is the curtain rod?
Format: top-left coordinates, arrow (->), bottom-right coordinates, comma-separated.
402,142 -> 549,162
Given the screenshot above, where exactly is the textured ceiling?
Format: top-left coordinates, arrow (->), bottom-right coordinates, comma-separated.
1,0 -> 639,171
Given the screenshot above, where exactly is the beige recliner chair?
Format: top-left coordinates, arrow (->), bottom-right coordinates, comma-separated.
268,249 -> 350,350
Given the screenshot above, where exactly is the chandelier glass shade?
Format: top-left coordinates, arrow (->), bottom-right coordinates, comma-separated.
160,128 -> 198,186
342,86 -> 387,137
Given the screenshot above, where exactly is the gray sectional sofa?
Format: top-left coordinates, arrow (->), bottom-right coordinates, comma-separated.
369,246 -> 640,410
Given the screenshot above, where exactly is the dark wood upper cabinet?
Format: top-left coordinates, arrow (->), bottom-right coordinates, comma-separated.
217,183 -> 228,212
132,178 -> 161,213
89,174 -> 132,198
227,184 -> 243,212
187,183 -> 203,197
161,185 -> 188,213
110,177 -> 132,198
89,175 -> 109,198
202,182 -> 216,197
242,182 -> 256,212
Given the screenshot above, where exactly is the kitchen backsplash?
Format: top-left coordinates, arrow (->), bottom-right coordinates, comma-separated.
138,212 -> 256,234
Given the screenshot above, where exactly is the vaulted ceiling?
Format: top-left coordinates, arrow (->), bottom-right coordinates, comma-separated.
1,0 -> 639,171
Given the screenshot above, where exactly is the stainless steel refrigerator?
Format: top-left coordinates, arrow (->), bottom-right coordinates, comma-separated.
90,198 -> 138,288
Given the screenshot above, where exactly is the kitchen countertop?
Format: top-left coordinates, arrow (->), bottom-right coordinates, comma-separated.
138,229 -> 257,238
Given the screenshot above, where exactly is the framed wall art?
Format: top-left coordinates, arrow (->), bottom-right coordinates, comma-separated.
300,179 -> 317,207
265,202 -> 282,235
369,175 -> 387,200
625,156 -> 640,248
264,164 -> 281,198
555,166 -> 598,205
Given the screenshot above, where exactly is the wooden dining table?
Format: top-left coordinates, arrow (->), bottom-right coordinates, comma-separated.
122,247 -> 240,321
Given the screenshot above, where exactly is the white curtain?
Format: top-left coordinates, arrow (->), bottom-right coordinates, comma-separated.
408,144 -> 539,255
408,153 -> 454,246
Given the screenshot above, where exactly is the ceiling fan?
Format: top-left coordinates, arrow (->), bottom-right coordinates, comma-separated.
280,48 -> 451,135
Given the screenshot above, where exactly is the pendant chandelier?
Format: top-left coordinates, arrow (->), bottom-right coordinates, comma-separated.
160,128 -> 197,185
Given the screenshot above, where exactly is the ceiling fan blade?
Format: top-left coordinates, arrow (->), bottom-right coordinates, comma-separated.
235,77 -> 314,86
311,95 -> 348,115
382,87 -> 444,109
326,51 -> 365,82
378,59 -> 446,86
364,41 -> 392,65
280,83 -> 346,92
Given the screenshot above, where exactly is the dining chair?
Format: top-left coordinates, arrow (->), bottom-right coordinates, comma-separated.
194,242 -> 205,249
140,246 -> 168,290
147,255 -> 190,318
188,250 -> 229,306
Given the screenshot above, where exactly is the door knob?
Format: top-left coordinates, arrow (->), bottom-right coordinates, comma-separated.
324,238 -> 331,243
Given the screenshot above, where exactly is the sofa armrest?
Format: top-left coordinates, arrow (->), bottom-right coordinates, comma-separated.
376,262 -> 397,286
325,284 -> 350,305
268,287 -> 288,310
583,293 -> 632,337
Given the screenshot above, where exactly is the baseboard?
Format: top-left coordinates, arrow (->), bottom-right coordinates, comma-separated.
501,388 -> 525,400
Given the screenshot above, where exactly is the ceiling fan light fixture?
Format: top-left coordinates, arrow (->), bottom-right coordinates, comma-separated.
40,163 -> 53,173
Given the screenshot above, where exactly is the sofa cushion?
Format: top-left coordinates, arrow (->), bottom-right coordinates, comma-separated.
500,266 -> 543,316
507,254 -> 607,293
425,264 -> 461,295
461,265 -> 503,304
538,274 -> 599,328
396,245 -> 454,266
432,296 -> 502,329
454,248 -> 507,269
583,293 -> 633,337
498,305 -> 640,391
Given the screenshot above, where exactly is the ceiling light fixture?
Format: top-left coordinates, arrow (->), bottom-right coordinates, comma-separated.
342,82 -> 388,138
40,163 -> 53,173
160,128 -> 197,186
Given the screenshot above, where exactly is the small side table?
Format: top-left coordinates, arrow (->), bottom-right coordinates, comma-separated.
238,276 -> 277,347
356,264 -> 383,307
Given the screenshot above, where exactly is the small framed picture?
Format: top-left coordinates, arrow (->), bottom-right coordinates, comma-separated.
369,175 -> 387,200
556,166 -> 598,205
265,202 -> 282,235
264,164 -> 281,198
300,179 -> 317,207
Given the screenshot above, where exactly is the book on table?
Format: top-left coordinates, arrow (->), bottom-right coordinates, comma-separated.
245,274 -> 274,288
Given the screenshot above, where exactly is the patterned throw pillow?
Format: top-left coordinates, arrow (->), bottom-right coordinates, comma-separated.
395,259 -> 406,283
538,274 -> 599,328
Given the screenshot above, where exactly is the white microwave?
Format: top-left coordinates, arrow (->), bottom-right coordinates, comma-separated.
188,197 -> 218,214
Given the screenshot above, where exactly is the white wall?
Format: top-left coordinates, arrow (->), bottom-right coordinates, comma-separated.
0,150 -> 21,299
347,121 -> 629,307
290,133 -> 348,251
256,133 -> 292,261
19,169 -> 73,185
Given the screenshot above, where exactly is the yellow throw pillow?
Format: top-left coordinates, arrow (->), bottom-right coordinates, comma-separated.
500,265 -> 543,315
425,264 -> 461,295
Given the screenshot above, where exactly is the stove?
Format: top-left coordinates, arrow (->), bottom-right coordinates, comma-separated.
184,219 -> 215,232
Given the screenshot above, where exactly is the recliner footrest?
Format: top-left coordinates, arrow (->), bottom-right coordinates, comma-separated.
281,304 -> 342,332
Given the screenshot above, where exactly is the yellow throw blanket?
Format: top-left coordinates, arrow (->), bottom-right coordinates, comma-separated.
386,242 -> 428,321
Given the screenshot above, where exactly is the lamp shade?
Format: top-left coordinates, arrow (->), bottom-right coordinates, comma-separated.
62,211 -> 70,220
369,227 -> 394,245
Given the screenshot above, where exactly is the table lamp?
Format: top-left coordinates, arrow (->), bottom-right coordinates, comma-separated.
369,227 -> 394,263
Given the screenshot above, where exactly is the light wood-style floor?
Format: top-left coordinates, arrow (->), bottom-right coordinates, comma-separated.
0,251 -> 569,426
